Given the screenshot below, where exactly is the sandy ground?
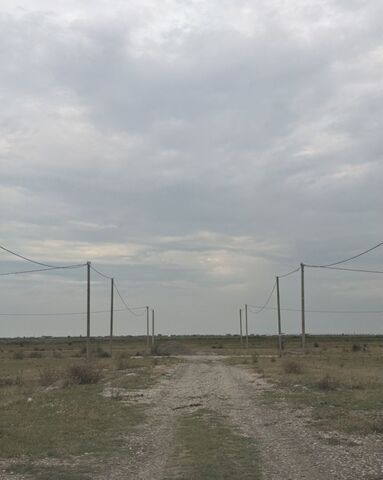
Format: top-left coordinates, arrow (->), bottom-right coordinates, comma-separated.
102,355 -> 383,480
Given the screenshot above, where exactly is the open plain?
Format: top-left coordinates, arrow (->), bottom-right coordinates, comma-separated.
0,336 -> 382,479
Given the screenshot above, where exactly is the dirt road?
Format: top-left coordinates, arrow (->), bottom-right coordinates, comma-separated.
102,356 -> 383,480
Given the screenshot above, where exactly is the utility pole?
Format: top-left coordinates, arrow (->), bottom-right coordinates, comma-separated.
245,304 -> 249,349
301,263 -> 306,349
239,308 -> 243,348
276,276 -> 282,356
151,308 -> 155,346
86,261 -> 91,360
109,277 -> 114,356
146,306 -> 150,350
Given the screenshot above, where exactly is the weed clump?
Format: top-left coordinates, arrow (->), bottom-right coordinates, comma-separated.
316,373 -> 339,391
283,359 -> 304,374
64,364 -> 101,385
95,346 -> 111,358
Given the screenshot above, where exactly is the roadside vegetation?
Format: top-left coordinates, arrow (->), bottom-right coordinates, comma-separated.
0,337 -> 176,477
0,334 -> 382,478
243,339 -> 383,435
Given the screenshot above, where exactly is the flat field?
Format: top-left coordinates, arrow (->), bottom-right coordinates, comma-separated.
0,335 -> 382,479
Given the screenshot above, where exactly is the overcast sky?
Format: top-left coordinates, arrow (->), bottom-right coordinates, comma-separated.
1,0 -> 382,338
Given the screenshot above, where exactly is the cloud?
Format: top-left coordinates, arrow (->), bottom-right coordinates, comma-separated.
0,0 -> 382,336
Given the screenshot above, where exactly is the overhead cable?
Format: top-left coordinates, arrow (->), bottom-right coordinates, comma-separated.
0,308 -> 133,317
278,267 -> 300,279
90,265 -> 112,280
309,241 -> 383,268
0,264 -> 86,276
0,243 -> 74,268
114,283 -> 146,317
305,265 -> 383,274
248,305 -> 383,314
248,281 -> 276,314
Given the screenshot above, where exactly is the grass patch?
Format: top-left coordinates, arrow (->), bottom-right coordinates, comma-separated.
8,463 -> 93,480
163,409 -> 261,480
0,383 -> 144,458
283,359 -> 304,374
257,349 -> 383,435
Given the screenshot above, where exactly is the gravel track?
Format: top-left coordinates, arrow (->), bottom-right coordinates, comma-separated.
110,355 -> 383,480
2,356 -> 382,479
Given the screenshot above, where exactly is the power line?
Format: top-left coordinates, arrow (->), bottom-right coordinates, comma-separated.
90,265 -> 112,280
248,281 -> 276,314
309,241 -> 383,268
89,265 -> 148,317
0,243 -> 75,268
0,308 -> 134,317
0,264 -> 86,276
278,267 -> 300,279
306,265 -> 383,274
113,283 -> 146,317
248,305 -> 383,314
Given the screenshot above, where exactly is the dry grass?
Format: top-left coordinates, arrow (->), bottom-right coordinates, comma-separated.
256,343 -> 383,435
64,363 -> 102,385
283,359 -> 304,374
0,338 -> 176,464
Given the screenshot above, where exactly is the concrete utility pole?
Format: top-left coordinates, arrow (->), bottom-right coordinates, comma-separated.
109,277 -> 114,356
151,309 -> 155,346
301,263 -> 306,349
239,308 -> 243,347
86,261 -> 91,359
276,276 -> 282,356
245,304 -> 249,349
146,306 -> 150,349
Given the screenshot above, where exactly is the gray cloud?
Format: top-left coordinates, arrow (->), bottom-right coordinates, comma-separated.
0,0 -> 382,337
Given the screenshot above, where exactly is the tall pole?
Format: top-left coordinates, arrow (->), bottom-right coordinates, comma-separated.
151,309 -> 155,346
86,261 -> 91,359
245,304 -> 249,349
276,276 -> 282,356
239,308 -> 243,348
109,277 -> 114,356
146,306 -> 150,350
301,263 -> 306,349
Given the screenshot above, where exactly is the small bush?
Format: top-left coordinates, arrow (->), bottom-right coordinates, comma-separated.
313,342 -> 319,348
64,364 -> 102,385
352,344 -> 361,352
283,359 -> 304,374
316,373 -> 339,391
95,346 -> 111,358
12,351 -> 24,360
